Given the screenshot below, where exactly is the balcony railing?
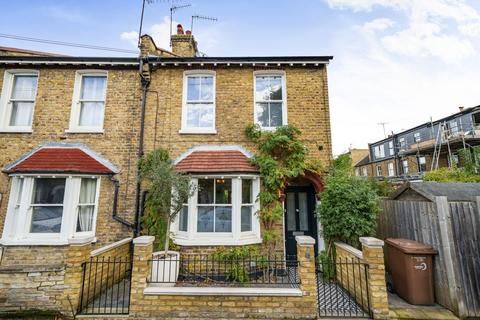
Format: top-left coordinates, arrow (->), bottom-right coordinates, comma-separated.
148,254 -> 299,288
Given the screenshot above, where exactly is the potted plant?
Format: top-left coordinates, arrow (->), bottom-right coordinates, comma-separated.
139,148 -> 195,286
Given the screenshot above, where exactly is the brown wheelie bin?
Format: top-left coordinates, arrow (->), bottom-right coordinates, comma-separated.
385,238 -> 437,305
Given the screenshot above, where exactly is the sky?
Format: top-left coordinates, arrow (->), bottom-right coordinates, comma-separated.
1,0 -> 480,155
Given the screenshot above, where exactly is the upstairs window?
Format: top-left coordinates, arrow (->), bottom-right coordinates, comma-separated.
0,71 -> 38,132
389,141 -> 394,155
181,72 -> 215,133
69,71 -> 107,132
374,145 -> 385,159
414,132 -> 421,142
399,138 -> 406,150
254,73 -> 286,129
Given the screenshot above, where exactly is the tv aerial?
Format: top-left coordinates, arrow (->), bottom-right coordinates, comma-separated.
170,3 -> 192,45
191,14 -> 218,33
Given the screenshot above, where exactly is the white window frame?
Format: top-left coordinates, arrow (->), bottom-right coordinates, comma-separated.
253,71 -> 287,130
418,156 -> 427,172
376,165 -> 382,176
402,160 -> 409,175
362,167 -> 368,176
0,69 -> 39,133
172,174 -> 261,246
67,70 -> 108,133
1,174 -> 101,245
180,70 -> 216,134
388,162 -> 395,177
374,145 -> 385,159
388,141 -> 394,155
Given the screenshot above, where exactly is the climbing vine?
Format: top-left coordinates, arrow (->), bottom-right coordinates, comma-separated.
245,124 -> 323,253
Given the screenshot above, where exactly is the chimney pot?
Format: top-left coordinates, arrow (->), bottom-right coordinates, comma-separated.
177,24 -> 184,35
459,106 -> 465,112
185,30 -> 192,36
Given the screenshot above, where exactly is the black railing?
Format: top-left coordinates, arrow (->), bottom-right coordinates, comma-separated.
148,254 -> 299,287
316,257 -> 372,318
78,256 -> 132,315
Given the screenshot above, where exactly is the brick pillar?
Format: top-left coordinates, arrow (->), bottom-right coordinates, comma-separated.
295,236 -> 318,319
129,235 -> 154,316
360,237 -> 389,319
62,242 -> 92,316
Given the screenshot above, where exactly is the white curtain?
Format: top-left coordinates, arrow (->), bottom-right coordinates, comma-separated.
77,179 -> 96,232
79,76 -> 106,127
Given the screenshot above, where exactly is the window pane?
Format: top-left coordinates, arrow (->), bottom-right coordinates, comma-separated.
32,178 -> 66,204
286,192 -> 296,231
198,179 -> 214,204
179,206 -> 188,232
81,76 -> 106,100
77,205 -> 94,232
242,179 -> 252,204
215,206 -> 232,232
9,101 -> 33,126
197,206 -> 214,232
269,102 -> 283,127
298,192 -> 308,231
11,75 -> 37,100
241,206 -> 252,232
187,76 -> 200,100
79,178 -> 97,204
255,103 -> 269,127
186,103 -> 214,128
200,76 -> 213,101
255,76 -> 282,101
79,102 -> 104,126
31,206 -> 63,233
215,179 -> 231,204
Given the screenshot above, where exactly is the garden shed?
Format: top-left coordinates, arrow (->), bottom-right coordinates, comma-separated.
378,182 -> 480,319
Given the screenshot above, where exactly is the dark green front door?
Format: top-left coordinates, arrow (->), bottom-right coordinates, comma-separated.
284,186 -> 318,258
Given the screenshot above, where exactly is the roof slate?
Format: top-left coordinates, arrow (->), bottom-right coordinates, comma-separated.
392,181 -> 480,202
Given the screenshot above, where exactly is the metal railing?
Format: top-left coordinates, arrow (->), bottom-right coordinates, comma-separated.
148,254 -> 299,287
78,256 -> 132,315
316,256 -> 371,318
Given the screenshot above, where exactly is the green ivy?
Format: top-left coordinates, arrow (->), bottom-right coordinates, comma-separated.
245,124 -> 323,253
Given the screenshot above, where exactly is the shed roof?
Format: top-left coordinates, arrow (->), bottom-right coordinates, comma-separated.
391,181 -> 480,202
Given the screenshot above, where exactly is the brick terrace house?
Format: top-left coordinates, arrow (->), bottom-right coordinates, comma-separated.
355,106 -> 480,181
0,25 -> 333,314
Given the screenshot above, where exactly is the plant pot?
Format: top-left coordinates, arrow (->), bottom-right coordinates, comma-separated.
151,251 -> 180,287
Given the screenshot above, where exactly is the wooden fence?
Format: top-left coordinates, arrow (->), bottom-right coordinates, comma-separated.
378,197 -> 480,319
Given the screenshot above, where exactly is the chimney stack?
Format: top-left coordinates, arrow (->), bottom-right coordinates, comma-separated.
171,24 -> 198,57
459,106 -> 465,112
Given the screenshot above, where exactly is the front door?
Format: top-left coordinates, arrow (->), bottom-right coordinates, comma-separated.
284,186 -> 318,258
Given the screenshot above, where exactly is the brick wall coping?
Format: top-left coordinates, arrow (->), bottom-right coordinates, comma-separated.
359,237 -> 384,247
133,235 -> 155,246
91,237 -> 132,257
295,235 -> 316,246
334,241 -> 363,259
144,286 -> 303,296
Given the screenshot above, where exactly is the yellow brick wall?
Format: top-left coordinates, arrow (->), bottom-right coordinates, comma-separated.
0,66 -> 140,247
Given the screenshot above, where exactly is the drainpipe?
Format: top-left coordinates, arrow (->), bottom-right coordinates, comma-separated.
110,177 -> 135,229
134,58 -> 151,236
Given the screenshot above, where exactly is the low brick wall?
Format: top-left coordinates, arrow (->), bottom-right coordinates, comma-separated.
129,235 -> 318,319
0,243 -> 91,317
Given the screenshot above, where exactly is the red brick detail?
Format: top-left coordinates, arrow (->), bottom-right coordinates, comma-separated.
175,150 -> 257,173
6,148 -> 114,174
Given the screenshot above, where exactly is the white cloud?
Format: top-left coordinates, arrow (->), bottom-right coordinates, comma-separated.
361,18 -> 395,33
120,31 -> 139,48
121,16 -> 176,50
327,0 -> 480,62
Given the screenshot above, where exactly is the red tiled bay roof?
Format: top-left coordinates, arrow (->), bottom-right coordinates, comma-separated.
175,150 -> 258,173
5,147 -> 115,174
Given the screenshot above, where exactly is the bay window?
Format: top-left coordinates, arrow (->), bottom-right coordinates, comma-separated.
254,72 -> 287,129
174,175 -> 261,245
181,71 -> 216,134
68,71 -> 107,132
1,175 -> 100,245
0,70 -> 39,132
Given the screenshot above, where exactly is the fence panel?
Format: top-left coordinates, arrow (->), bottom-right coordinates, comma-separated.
379,198 -> 480,318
